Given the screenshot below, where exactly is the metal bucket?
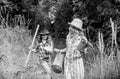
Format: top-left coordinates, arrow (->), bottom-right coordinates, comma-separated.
52,53 -> 65,73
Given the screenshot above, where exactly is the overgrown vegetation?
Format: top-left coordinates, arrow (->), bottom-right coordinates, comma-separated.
0,0 -> 120,79
84,19 -> 120,79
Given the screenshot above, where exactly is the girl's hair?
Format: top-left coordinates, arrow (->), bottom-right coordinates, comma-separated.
37,35 -> 42,43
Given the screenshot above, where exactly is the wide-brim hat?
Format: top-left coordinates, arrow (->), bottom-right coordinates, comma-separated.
68,18 -> 83,31
38,29 -> 50,35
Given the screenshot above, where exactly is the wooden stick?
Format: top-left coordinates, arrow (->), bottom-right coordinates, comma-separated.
24,25 -> 40,67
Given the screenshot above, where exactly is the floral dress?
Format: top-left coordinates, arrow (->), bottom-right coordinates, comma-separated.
64,33 -> 87,79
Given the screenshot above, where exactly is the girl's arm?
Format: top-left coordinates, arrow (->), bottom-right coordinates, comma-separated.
29,46 -> 37,52
43,46 -> 53,52
54,48 -> 66,54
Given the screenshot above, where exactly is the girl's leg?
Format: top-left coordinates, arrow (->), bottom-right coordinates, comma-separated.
41,61 -> 51,79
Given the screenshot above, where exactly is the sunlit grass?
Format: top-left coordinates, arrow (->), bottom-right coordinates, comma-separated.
85,18 -> 120,79
0,5 -> 120,79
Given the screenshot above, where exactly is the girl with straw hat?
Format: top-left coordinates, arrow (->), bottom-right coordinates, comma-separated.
57,18 -> 88,79
65,18 -> 88,79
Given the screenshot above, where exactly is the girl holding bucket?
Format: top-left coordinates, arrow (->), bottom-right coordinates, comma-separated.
29,29 -> 65,78
29,29 -> 54,79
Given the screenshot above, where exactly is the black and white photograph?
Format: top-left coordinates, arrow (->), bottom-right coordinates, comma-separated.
0,0 -> 120,79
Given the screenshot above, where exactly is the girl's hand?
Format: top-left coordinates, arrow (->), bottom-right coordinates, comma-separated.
29,46 -> 37,52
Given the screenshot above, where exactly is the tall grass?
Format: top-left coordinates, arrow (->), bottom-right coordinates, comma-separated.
85,18 -> 120,79
98,31 -> 104,79
0,4 -> 120,79
0,6 -> 9,28
0,8 -> 41,79
0,7 -> 65,79
0,26 -> 30,78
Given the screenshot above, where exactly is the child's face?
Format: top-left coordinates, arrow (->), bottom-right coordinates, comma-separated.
69,26 -> 78,35
42,35 -> 48,40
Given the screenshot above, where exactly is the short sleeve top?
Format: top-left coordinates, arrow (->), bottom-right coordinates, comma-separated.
66,33 -> 87,59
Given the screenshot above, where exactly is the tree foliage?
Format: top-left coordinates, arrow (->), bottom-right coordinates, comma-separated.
0,0 -> 120,46
72,0 -> 120,46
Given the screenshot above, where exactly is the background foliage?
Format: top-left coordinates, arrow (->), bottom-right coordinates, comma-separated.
0,0 -> 120,79
1,0 -> 119,46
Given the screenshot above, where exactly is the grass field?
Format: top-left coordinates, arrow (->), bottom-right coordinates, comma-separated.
0,15 -> 120,79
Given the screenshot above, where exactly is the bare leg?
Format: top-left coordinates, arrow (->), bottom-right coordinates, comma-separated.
41,61 -> 51,79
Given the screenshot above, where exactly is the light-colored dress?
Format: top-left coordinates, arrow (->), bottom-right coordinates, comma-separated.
64,33 -> 87,79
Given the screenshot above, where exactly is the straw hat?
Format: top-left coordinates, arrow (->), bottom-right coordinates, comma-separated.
68,18 -> 83,31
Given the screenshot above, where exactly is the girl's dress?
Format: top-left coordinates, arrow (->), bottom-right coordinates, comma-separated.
64,33 -> 87,79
